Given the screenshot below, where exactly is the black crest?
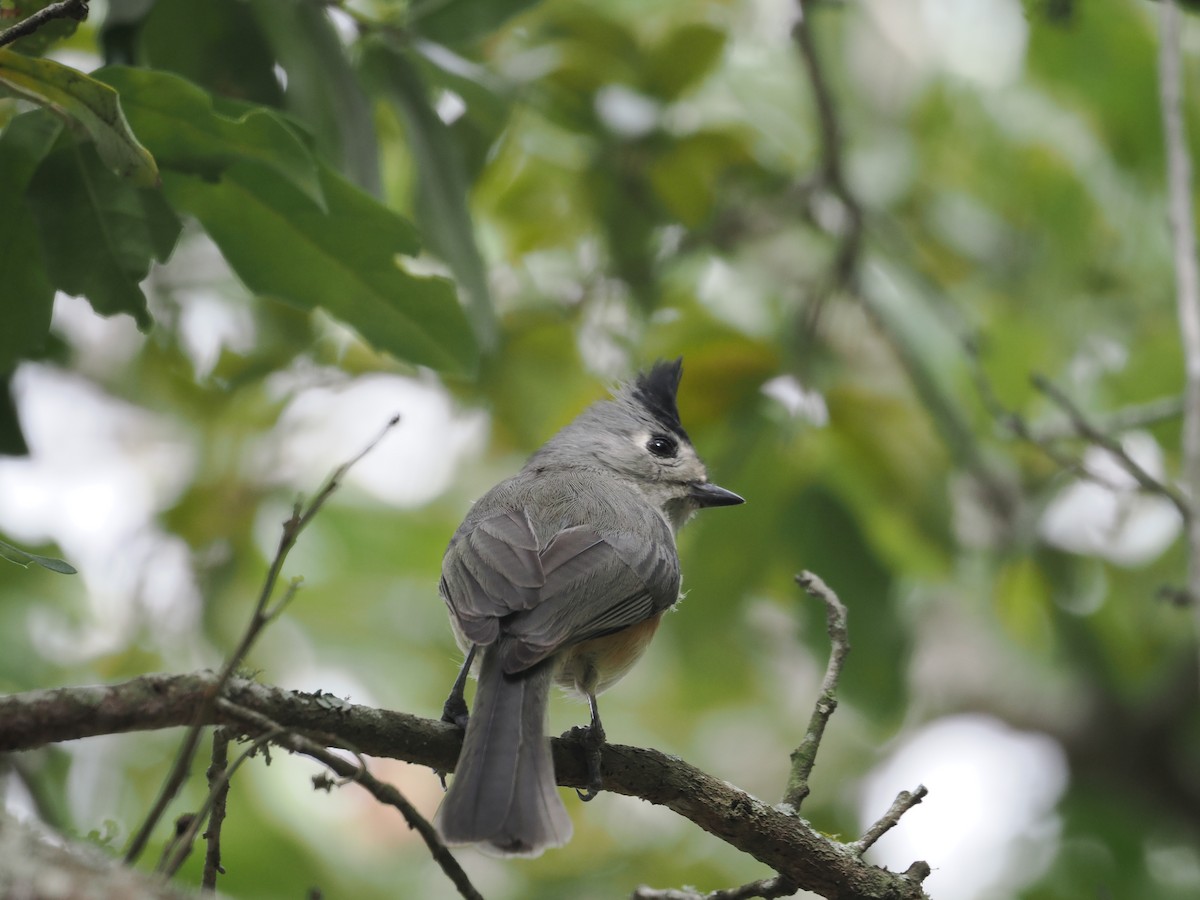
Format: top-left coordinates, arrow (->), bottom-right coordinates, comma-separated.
631,358 -> 688,439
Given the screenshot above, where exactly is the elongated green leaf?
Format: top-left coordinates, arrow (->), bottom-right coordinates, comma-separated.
0,109 -> 62,374
247,0 -> 381,195
27,143 -> 181,327
137,0 -> 283,106
361,38 -> 496,351
0,539 -> 77,574
0,375 -> 27,455
0,49 -> 158,186
95,66 -> 322,205
646,24 -> 726,101
409,0 -> 541,45
165,162 -> 477,374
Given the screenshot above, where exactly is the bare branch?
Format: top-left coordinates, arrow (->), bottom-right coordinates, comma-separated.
634,873 -> 798,900
0,0 -> 88,49
850,786 -> 929,855
201,730 -> 231,891
1031,374 -> 1191,518
1159,0 -> 1200,639
1030,394 -> 1184,442
791,0 -> 864,324
782,571 -> 849,810
123,415 -> 401,864
215,698 -> 483,900
1,671 -> 929,900
159,725 -> 284,877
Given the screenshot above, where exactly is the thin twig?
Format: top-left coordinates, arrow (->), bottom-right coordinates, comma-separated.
782,571 -> 850,810
966,343 -> 1186,504
1030,394 -> 1184,442
1032,374 -> 1191,518
0,0 -> 88,48
793,0 -> 1014,528
124,415 -> 401,863
967,350 -> 1096,482
1159,0 -> 1200,630
633,874 -> 798,900
216,699 -> 483,900
850,785 -> 928,855
791,0 -> 864,326
201,730 -> 232,890
159,726 -> 286,877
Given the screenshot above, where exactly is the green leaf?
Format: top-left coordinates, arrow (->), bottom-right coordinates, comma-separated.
164,161 -> 478,375
0,109 -> 62,373
246,0 -> 381,195
645,24 -> 726,101
409,0 -> 541,45
0,49 -> 158,186
137,0 -> 284,107
26,142 -> 181,327
648,130 -> 751,226
0,373 -> 29,456
0,538 -> 77,574
95,66 -> 322,205
361,38 -> 497,351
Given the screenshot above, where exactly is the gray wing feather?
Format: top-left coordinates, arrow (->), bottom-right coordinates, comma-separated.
441,506 -> 680,675
442,508 -> 546,644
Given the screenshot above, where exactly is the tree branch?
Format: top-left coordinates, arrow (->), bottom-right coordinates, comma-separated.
633,873 -> 798,900
850,786 -> 928,855
1031,374 -> 1191,518
0,0 -> 88,49
214,698 -> 483,900
0,810 -> 196,900
123,414 -> 400,864
1158,0 -> 1200,667
782,571 -> 849,810
0,671 -> 929,900
201,730 -> 231,891
792,0 -> 864,323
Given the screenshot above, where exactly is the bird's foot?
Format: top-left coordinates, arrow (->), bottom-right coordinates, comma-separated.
441,693 -> 470,731
563,722 -> 606,801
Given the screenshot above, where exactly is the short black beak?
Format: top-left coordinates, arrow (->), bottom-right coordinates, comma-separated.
690,481 -> 745,508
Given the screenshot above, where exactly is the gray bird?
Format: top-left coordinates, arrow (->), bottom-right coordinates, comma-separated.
433,359 -> 743,857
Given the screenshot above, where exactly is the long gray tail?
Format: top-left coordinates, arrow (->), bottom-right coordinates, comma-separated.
434,647 -> 572,857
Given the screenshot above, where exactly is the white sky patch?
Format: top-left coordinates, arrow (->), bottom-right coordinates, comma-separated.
595,84 -> 661,138
435,88 -> 467,125
861,714 -> 1067,900
50,293 -> 144,373
0,365 -> 202,663
761,374 -> 828,426
697,255 -> 773,335
919,0 -> 1028,88
176,288 -> 257,379
855,0 -> 1028,106
262,372 -> 488,508
1039,431 -> 1183,567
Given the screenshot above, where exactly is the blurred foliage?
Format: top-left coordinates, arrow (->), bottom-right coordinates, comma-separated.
1,0 -> 1199,898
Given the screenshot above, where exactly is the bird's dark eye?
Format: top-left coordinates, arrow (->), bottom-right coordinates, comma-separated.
646,435 -> 678,458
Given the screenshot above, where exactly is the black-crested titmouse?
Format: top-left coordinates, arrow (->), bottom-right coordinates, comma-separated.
433,359 -> 743,857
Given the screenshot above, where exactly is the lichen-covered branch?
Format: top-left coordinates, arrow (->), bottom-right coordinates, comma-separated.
0,671 -> 928,900
0,0 -> 88,49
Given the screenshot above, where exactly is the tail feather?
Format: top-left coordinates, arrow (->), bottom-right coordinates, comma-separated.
434,648 -> 572,857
